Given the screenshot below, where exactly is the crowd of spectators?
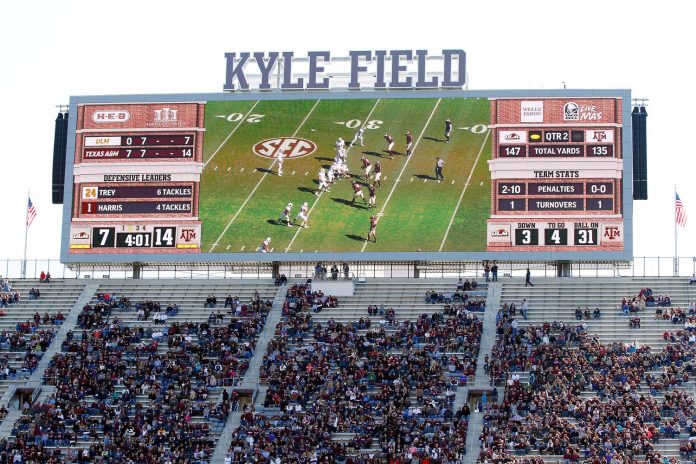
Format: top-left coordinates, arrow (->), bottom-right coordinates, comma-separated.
621,287 -> 673,316
9,289 -> 271,463
227,282 -> 481,463
479,303 -> 696,464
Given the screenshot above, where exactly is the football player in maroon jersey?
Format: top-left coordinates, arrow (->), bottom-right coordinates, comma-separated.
361,156 -> 372,181
368,215 -> 378,242
351,181 -> 367,205
367,184 -> 377,209
384,133 -> 394,159
373,161 -> 382,187
405,131 -> 413,156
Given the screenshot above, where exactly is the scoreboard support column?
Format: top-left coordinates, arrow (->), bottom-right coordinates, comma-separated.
556,261 -> 571,277
133,262 -> 144,279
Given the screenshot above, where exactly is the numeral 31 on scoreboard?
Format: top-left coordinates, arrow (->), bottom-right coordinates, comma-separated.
574,228 -> 598,245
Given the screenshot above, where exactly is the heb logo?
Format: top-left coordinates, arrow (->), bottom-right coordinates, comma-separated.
604,226 -> 621,240
92,110 -> 130,123
72,231 -> 90,240
253,137 -> 317,159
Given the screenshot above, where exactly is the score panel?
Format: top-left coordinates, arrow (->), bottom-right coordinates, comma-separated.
79,133 -> 198,162
487,219 -> 623,250
69,223 -> 201,252
494,179 -> 619,215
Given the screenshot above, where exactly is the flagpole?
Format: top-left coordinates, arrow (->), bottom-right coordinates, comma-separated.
675,185 -> 678,276
22,191 -> 29,279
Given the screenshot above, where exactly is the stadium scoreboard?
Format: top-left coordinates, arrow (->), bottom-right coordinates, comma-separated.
62,90 -> 632,263
68,104 -> 203,253
487,98 -> 624,251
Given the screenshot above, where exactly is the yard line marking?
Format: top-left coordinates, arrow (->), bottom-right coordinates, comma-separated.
438,129 -> 491,251
240,167 -> 245,172
361,98 -> 441,252
209,100 -> 321,251
226,245 -> 231,250
304,171 -> 309,176
240,245 -> 245,251
214,166 -> 218,171
227,167 -> 232,172
291,171 -> 296,175
285,99 -> 382,252
204,100 -> 260,168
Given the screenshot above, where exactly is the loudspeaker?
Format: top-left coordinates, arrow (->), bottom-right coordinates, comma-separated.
52,112 -> 69,204
631,106 -> 648,200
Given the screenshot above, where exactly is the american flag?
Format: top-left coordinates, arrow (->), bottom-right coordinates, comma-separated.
676,193 -> 687,227
27,197 -> 37,228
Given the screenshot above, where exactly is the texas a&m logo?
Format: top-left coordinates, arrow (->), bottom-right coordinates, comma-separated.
253,137 -> 317,159
180,229 -> 197,242
603,226 -> 621,240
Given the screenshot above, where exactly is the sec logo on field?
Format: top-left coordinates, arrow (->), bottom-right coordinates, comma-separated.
253,137 -> 317,159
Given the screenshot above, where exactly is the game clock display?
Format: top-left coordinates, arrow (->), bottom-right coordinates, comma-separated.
91,227 -> 177,248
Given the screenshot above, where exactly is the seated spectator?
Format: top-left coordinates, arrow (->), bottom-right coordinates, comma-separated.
205,294 -> 217,308
39,271 -> 46,283
575,307 -> 582,320
593,307 -> 601,318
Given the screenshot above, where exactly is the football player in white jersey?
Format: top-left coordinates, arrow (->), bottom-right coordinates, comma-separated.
276,150 -> 285,176
259,237 -> 271,252
316,169 -> 330,195
335,137 -> 345,151
296,202 -> 309,228
278,203 -> 293,226
351,127 -> 365,147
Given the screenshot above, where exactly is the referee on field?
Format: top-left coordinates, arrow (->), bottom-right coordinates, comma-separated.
435,157 -> 444,181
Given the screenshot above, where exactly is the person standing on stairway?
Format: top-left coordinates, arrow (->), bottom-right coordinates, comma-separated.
525,268 -> 533,287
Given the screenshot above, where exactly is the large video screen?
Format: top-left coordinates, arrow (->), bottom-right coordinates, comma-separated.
63,91 -> 630,262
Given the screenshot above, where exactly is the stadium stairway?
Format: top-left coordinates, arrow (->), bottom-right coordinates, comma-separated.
210,284 -> 287,464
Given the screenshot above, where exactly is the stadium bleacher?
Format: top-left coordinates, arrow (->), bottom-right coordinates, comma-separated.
0,276 -> 692,463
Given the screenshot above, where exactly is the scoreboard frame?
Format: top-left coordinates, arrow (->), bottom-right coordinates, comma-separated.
60,89 -> 633,264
